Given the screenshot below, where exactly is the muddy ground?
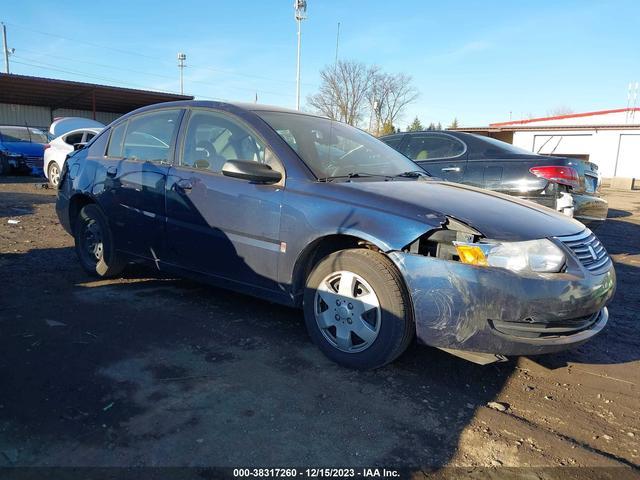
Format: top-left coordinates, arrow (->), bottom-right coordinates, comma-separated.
0,177 -> 638,474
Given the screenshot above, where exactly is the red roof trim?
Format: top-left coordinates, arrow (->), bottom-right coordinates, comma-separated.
490,107 -> 640,127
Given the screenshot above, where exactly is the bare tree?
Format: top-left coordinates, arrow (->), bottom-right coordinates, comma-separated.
546,105 -> 574,116
307,60 -> 377,125
368,72 -> 419,135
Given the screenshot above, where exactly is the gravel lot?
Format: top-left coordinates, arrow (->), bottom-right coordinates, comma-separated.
0,177 -> 638,473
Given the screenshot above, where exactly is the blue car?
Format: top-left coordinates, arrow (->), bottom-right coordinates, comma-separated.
0,125 -> 49,175
56,101 -> 615,369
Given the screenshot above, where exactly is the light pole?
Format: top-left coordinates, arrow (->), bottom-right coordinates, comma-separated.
2,22 -> 15,74
294,0 -> 307,110
177,52 -> 187,95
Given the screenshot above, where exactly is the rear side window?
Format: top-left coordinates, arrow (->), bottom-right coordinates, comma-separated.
381,135 -> 404,150
106,123 -> 127,157
122,109 -> 182,163
64,132 -> 84,145
403,134 -> 465,161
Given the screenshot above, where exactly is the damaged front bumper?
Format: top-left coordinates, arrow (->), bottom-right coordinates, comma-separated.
388,251 -> 615,357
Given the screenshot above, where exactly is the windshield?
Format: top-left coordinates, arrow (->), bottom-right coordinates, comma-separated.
257,112 -> 423,179
472,134 -> 538,155
0,126 -> 49,144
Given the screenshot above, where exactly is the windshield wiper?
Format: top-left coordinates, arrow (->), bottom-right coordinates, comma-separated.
394,170 -> 429,178
317,172 -> 387,182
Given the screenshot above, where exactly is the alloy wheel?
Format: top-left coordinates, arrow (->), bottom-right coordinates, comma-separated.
49,164 -> 60,187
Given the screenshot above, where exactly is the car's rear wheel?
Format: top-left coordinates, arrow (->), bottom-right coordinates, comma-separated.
48,162 -> 61,188
74,204 -> 125,278
303,249 -> 414,369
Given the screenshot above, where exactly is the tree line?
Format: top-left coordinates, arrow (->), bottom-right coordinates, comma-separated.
306,60 -> 459,136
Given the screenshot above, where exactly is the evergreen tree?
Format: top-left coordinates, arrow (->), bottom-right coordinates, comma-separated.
436,122 -> 442,130
448,118 -> 459,129
407,116 -> 424,132
427,122 -> 435,130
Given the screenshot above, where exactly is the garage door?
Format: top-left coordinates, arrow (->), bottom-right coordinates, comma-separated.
615,134 -> 640,178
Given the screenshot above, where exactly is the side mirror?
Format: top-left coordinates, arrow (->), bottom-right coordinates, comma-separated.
73,142 -> 87,151
222,160 -> 281,184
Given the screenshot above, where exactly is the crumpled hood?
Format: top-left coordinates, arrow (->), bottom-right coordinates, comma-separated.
339,179 -> 585,241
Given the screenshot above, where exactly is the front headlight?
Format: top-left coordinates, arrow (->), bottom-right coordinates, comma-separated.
454,238 -> 565,273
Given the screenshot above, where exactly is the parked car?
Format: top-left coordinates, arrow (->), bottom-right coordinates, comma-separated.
380,131 -> 607,227
56,101 -> 615,369
44,127 -> 102,187
0,125 -> 49,175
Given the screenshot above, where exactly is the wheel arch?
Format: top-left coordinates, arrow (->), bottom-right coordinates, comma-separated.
290,233 -> 390,306
68,193 -> 96,233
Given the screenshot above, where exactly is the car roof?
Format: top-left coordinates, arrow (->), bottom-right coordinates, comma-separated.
380,130 -> 475,139
123,100 -> 326,120
61,127 -> 103,135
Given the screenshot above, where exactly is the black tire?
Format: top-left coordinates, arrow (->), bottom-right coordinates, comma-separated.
303,249 -> 414,369
0,157 -> 8,176
74,204 -> 126,278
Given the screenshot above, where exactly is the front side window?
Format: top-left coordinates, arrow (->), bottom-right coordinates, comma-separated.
403,134 -> 465,161
121,109 -> 182,162
181,110 -> 268,173
257,112 -> 421,179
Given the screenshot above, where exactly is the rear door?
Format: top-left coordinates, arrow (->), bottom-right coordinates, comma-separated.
164,108 -> 284,292
98,108 -> 184,259
400,132 -> 467,182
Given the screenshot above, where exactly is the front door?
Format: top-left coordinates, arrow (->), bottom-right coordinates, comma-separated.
165,108 -> 284,292
98,108 -> 184,259
400,132 -> 468,182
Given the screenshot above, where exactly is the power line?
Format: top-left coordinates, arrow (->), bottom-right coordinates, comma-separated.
9,59 -> 226,102
5,21 -> 318,88
12,53 -> 298,99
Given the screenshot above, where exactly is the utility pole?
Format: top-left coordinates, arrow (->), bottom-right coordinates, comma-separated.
294,0 -> 307,111
177,52 -> 186,95
2,22 -> 11,74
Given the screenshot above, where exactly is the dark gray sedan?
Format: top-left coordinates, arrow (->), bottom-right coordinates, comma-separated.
380,130 -> 608,228
56,101 -> 615,369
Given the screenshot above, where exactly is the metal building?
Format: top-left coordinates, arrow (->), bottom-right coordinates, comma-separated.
456,108 -> 640,186
0,73 -> 192,129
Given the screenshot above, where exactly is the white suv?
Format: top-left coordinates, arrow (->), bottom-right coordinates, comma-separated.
44,128 -> 102,187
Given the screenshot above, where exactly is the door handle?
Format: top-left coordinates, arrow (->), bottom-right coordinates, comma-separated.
106,166 -> 118,177
175,179 -> 194,191
441,167 -> 460,172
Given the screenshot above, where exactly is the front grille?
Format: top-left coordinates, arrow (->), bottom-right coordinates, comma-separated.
556,229 -> 610,273
490,311 -> 600,338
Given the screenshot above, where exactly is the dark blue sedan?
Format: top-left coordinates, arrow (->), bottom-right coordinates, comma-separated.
56,101 -> 615,369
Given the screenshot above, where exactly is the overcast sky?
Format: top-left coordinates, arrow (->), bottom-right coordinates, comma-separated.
4,0 -> 640,128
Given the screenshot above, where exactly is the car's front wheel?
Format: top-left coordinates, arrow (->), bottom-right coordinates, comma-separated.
47,162 -> 61,188
303,249 -> 414,369
74,204 -> 126,278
